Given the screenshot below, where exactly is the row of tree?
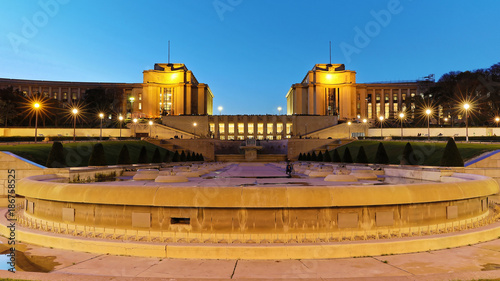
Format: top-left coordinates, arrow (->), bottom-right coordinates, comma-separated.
46,142 -> 204,168
402,62 -> 500,127
425,62 -> 500,126
298,138 -> 464,167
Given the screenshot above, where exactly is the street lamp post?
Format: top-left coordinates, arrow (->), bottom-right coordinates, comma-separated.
277,106 -> 282,115
129,97 -> 135,114
218,106 -> 223,115
464,103 -> 470,142
149,120 -> 153,137
399,112 -> 405,139
379,116 -> 384,138
99,113 -> 104,141
362,119 -> 367,137
133,118 -> 138,138
118,115 -> 123,139
193,122 -> 197,138
425,109 -> 432,141
34,103 -> 40,143
72,108 -> 78,142
347,121 -> 351,138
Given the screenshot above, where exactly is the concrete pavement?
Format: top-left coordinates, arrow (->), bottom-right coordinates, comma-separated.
1,236 -> 500,280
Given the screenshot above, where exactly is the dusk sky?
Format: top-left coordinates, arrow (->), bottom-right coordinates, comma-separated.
1,0 -> 499,115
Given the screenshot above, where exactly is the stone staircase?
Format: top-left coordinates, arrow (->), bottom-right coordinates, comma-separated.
215,154 -> 287,162
131,123 -> 195,139
287,138 -> 356,160
146,138 -> 216,161
146,138 -> 356,162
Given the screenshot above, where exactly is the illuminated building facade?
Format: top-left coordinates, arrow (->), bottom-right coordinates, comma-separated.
142,63 -> 213,117
161,114 -> 337,140
286,64 -> 426,121
0,63 -> 213,118
0,62 -> 430,138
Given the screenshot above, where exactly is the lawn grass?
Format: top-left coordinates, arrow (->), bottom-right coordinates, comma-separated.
332,140 -> 500,166
0,141 -> 172,167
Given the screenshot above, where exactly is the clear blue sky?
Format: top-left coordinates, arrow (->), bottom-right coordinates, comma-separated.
1,0 -> 499,115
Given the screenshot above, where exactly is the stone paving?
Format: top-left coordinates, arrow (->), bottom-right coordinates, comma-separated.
2,163 -> 500,280
1,235 -> 500,280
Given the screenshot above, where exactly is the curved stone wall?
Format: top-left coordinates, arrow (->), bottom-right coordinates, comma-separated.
18,171 -> 499,236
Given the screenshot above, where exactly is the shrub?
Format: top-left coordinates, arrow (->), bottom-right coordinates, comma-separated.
137,146 -> 148,164
306,152 -> 311,161
117,145 -> 132,165
88,143 -> 107,166
172,151 -> 180,162
356,146 -> 368,164
343,147 -> 353,163
151,147 -> 162,163
332,149 -> 342,163
375,142 -> 389,164
199,153 -> 204,161
440,138 -> 464,167
163,151 -> 172,163
191,152 -> 196,161
46,141 -> 66,168
323,150 -> 331,162
317,151 -> 323,162
180,150 -> 186,162
311,151 -> 317,161
400,142 -> 414,165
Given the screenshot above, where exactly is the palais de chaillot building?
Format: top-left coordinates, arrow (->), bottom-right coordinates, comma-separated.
0,63 -> 430,139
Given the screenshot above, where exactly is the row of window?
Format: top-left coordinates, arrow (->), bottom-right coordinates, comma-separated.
209,123 -> 292,135
22,91 -> 80,100
360,90 -> 418,119
160,88 -> 172,115
220,135 -> 291,140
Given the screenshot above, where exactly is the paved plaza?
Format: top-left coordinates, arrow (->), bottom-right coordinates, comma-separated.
1,235 -> 500,280
2,163 -> 500,280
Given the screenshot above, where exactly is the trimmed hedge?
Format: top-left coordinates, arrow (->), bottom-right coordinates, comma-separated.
151,147 -> 162,163
322,150 -> 331,162
400,142 -> 414,165
332,149 -> 342,162
88,143 -> 107,166
46,141 -> 66,168
137,146 -> 148,164
375,142 -> 389,164
355,146 -> 368,164
342,147 -> 353,163
172,151 -> 180,162
440,138 -> 464,167
117,145 -> 132,165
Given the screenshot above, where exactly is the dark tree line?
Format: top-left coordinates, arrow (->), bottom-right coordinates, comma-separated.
424,62 -> 500,126
0,86 -> 125,128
